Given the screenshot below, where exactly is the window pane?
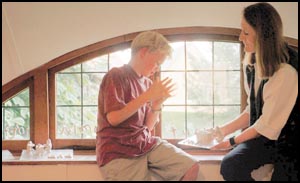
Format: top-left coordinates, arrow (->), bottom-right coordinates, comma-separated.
162,106 -> 185,139
4,88 -> 30,106
82,107 -> 97,139
82,55 -> 108,72
3,108 -> 30,140
187,106 -> 213,132
109,49 -> 130,69
214,71 -> 240,104
214,106 -> 240,127
161,72 -> 185,105
83,73 -> 104,105
162,42 -> 185,71
186,41 -> 212,70
187,72 -> 213,105
56,106 -> 81,139
56,73 -> 82,105
60,64 -> 81,73
2,88 -> 30,140
214,42 -> 240,70
56,54 -> 108,140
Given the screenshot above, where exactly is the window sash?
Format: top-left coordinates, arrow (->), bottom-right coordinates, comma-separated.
50,36 -> 242,149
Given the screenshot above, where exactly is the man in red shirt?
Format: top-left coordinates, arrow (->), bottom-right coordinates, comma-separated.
96,31 -> 199,180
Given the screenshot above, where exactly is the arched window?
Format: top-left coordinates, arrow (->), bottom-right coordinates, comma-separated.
48,27 -> 245,149
2,27 -> 298,151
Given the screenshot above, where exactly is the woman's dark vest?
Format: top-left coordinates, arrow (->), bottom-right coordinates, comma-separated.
246,45 -> 298,157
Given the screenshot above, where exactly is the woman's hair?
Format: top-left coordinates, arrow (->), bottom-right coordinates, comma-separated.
243,2 -> 289,78
131,31 -> 172,57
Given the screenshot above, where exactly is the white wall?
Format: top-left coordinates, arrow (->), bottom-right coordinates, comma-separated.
2,2 -> 298,85
2,162 -> 274,181
2,163 -> 222,181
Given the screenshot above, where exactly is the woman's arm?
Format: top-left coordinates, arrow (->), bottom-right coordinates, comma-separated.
211,111 -> 252,150
211,125 -> 260,150
219,111 -> 250,137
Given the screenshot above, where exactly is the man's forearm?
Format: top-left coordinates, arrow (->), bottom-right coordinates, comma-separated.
107,92 -> 149,126
146,110 -> 161,131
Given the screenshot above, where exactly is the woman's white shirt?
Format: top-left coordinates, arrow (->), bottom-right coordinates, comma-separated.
243,63 -> 298,140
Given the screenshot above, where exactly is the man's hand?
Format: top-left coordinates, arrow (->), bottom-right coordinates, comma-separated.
146,77 -> 176,104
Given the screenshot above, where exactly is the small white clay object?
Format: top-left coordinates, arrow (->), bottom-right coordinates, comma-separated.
36,144 -> 45,156
45,139 -> 52,153
26,141 -> 35,154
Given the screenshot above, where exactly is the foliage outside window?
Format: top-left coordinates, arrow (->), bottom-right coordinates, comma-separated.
55,49 -> 131,139
2,88 -> 30,140
54,40 -> 241,140
161,41 -> 241,139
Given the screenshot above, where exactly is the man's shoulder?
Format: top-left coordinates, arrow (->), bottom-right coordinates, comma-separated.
108,65 -> 126,74
104,65 -> 127,79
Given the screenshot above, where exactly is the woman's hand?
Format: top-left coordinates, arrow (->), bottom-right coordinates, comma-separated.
210,139 -> 232,150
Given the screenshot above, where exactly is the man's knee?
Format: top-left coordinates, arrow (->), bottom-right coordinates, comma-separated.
186,163 -> 199,179
181,163 -> 199,181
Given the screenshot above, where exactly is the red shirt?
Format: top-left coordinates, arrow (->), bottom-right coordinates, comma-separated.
96,64 -> 157,167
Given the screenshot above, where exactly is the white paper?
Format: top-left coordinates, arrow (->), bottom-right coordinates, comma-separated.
178,135 -> 219,149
